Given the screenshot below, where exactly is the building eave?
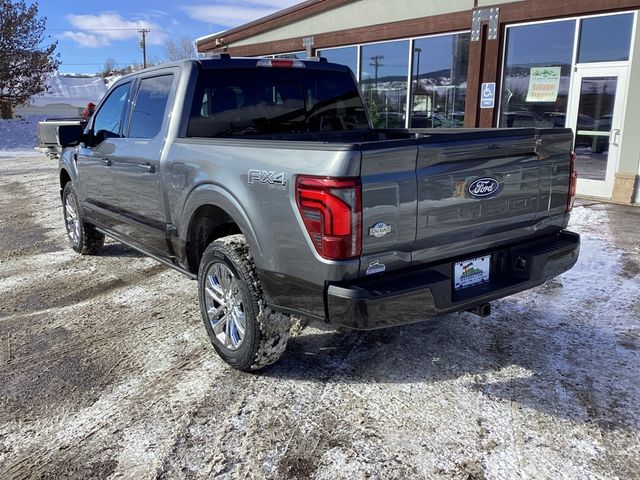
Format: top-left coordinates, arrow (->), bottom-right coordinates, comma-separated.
196,0 -> 354,52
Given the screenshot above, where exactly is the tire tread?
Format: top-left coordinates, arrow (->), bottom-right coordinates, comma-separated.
62,182 -> 104,256
199,234 -> 290,372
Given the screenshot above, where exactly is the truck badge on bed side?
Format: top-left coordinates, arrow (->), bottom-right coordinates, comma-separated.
366,260 -> 386,275
248,169 -> 287,189
369,222 -> 392,238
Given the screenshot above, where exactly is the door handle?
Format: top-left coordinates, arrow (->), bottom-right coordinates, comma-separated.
103,158 -> 112,167
139,163 -> 156,174
611,129 -> 621,147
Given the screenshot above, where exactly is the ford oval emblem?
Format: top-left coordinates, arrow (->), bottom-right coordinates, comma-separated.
467,177 -> 501,198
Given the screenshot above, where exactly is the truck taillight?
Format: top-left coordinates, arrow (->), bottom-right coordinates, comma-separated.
566,152 -> 578,213
296,176 -> 361,260
256,59 -> 306,68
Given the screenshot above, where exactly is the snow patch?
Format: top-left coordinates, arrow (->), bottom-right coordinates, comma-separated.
0,116 -> 45,150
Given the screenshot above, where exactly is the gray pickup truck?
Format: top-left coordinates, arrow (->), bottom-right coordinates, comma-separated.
55,57 -> 580,371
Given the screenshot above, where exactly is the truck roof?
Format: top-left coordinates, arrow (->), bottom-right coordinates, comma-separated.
115,56 -> 353,82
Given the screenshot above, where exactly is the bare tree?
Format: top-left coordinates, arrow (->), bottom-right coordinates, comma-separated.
101,57 -> 117,78
0,0 -> 60,118
164,37 -> 196,62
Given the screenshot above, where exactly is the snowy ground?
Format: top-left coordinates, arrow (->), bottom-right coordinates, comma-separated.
0,155 -> 639,479
0,117 -> 43,152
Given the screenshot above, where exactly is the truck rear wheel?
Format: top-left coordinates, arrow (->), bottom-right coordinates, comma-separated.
62,182 -> 104,255
198,234 -> 291,371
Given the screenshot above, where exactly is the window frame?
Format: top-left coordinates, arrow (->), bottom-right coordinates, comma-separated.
577,12 -> 635,64
90,81 -> 133,140
497,11 -> 637,128
408,31 -> 471,129
317,30 -> 472,128
126,73 -> 176,140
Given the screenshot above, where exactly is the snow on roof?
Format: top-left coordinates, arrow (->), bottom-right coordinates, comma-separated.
30,74 -> 108,108
195,30 -> 227,43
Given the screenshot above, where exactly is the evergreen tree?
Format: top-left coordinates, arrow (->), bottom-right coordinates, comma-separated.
0,0 -> 60,118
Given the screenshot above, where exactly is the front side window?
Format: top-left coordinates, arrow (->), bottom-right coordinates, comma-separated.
499,20 -> 576,128
93,82 -> 131,139
187,68 -> 368,138
129,75 -> 174,139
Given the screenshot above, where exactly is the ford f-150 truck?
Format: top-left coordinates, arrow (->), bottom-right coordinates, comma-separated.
55,56 -> 580,371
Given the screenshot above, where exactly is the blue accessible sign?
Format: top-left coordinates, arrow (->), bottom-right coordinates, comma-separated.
480,82 -> 496,109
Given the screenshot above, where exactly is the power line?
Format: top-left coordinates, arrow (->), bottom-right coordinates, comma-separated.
49,28 -> 165,32
58,62 -> 142,66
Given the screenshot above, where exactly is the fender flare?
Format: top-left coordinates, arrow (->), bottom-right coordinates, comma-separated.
180,182 -> 264,260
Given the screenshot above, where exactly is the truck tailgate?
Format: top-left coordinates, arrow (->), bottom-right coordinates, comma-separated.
359,128 -> 574,276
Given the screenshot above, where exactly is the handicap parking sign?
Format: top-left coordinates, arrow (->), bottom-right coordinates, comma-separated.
480,82 -> 496,109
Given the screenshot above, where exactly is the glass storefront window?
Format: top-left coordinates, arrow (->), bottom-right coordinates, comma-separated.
360,40 -> 409,128
499,20 -> 576,128
317,46 -> 358,76
410,33 -> 469,128
578,14 -> 634,63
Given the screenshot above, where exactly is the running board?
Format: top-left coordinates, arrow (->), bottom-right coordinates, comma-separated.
95,228 -> 197,280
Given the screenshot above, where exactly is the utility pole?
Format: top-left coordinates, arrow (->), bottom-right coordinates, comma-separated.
369,55 -> 384,106
370,55 -> 384,87
138,28 -> 150,68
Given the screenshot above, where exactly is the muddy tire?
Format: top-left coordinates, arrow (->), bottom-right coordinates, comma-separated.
198,234 -> 291,371
62,182 -> 104,255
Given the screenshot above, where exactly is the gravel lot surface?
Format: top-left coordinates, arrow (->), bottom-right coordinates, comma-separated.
1,154 -> 639,479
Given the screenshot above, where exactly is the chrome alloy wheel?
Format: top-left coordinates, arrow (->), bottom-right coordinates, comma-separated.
204,262 -> 247,351
64,193 -> 80,246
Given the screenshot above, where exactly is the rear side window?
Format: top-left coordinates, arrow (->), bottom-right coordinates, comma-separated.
187,68 -> 368,138
93,82 -> 130,139
129,75 -> 173,139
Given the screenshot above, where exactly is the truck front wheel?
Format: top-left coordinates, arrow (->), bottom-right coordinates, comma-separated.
198,234 -> 291,371
62,182 -> 104,255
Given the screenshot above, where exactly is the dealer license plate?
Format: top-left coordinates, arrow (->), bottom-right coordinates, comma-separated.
454,256 -> 490,290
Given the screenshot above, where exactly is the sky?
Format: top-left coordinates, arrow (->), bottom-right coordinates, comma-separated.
36,0 -> 301,74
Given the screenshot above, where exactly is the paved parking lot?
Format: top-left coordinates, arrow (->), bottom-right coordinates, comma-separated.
1,154 -> 639,479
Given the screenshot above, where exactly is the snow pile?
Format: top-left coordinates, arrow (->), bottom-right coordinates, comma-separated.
31,74 -> 107,108
104,75 -> 123,89
0,116 -> 44,151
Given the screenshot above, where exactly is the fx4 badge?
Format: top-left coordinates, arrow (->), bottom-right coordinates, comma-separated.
467,177 -> 501,198
369,222 -> 392,238
248,169 -> 288,189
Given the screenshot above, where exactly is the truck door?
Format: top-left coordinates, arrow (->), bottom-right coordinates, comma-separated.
111,73 -> 175,256
76,81 -> 132,230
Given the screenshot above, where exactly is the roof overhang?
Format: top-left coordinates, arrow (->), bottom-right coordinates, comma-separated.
196,0 -> 354,52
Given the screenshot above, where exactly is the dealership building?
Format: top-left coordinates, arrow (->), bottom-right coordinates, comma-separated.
197,0 -> 640,204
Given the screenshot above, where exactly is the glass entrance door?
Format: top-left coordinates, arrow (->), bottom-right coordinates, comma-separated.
567,65 -> 628,198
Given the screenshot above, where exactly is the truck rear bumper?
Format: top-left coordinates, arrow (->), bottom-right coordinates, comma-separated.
326,230 -> 580,330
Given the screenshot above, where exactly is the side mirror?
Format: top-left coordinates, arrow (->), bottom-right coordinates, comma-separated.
57,124 -> 84,148
79,130 -> 93,147
94,129 -> 107,146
